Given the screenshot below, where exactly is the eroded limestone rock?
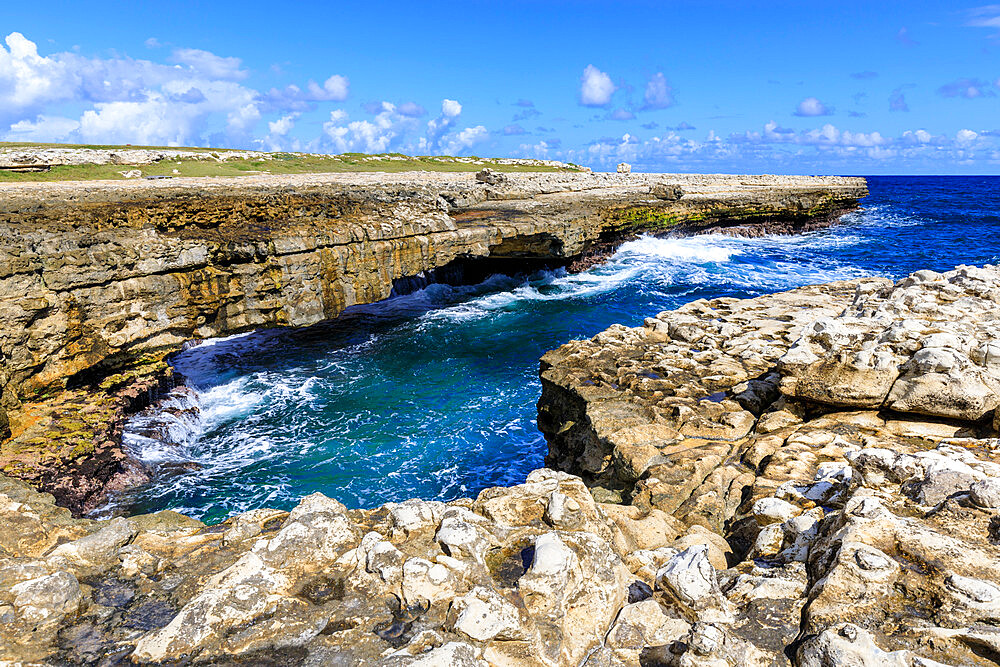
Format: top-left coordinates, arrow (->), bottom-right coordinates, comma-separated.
536,264 -> 1000,666
780,266 -> 1000,421
7,263 -> 1000,666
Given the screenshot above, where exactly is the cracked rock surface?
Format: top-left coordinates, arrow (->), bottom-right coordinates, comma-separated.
2,264 -> 999,664
537,264 -> 1000,665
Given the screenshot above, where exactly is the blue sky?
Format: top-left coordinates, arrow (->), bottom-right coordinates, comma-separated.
2,1 -> 999,173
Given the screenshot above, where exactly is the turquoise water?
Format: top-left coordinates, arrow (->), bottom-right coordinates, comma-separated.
112,176 -> 1000,523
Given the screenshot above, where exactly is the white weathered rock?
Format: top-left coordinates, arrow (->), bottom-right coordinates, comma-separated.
450,586 -> 526,642
386,499 -> 447,537
796,623 -> 912,666
360,531 -> 405,586
667,621 -> 773,666
222,508 -> 288,547
655,545 -> 732,622
545,490 -> 583,529
131,493 -> 359,662
605,599 -> 689,653
970,477 -> 1000,509
46,517 -> 136,574
945,573 -> 1000,610
520,532 -> 578,601
670,525 -> 732,570
622,546 -> 679,582
780,509 -> 823,562
752,523 -> 785,558
521,531 -> 632,665
396,641 -> 487,666
435,509 -> 494,562
401,557 -> 460,606
752,497 -> 801,526
780,266 -> 1000,422
117,544 -> 161,578
10,571 -> 82,625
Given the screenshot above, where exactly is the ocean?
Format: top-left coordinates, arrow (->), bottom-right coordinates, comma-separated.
104,176 -> 1000,523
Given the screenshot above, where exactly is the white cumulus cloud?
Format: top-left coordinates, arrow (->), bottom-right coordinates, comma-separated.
794,97 -> 833,117
901,129 -> 934,144
268,113 -> 298,136
307,75 -> 349,101
5,115 -> 80,142
440,125 -> 488,155
956,128 -> 979,145
0,32 -> 275,146
642,72 -> 674,110
317,99 -> 481,156
0,32 -> 75,116
264,75 -> 350,111
322,104 -> 401,153
424,99 -> 464,151
170,47 -> 247,80
580,65 -> 616,106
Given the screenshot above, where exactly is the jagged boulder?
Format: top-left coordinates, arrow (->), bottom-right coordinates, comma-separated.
475,167 -> 507,186
650,182 -> 684,200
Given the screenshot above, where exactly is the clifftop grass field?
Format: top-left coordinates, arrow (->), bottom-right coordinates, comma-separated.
0,143 -> 583,182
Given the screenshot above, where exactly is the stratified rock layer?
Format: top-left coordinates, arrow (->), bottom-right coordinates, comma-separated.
3,264 -> 1000,666
0,171 -> 865,511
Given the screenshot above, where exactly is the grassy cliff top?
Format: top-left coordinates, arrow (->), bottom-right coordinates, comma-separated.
0,144 -> 585,182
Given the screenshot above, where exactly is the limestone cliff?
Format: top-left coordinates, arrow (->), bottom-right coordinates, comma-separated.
0,171 -> 865,511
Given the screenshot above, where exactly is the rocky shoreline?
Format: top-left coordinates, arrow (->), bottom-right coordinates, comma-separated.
1,263 -> 998,665
0,170 -> 865,513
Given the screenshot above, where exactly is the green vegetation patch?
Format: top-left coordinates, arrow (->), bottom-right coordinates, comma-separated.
0,146 -> 583,183
602,205 -> 687,233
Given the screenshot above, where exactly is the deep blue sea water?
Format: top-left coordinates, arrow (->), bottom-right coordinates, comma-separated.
110,176 -> 1000,523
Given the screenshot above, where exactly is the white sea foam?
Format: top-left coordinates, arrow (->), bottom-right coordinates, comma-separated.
841,204 -> 921,229
417,231 -> 871,324
615,234 -> 739,263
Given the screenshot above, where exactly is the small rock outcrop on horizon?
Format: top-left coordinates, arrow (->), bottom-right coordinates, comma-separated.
0,263 -> 998,665
475,167 -> 508,185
